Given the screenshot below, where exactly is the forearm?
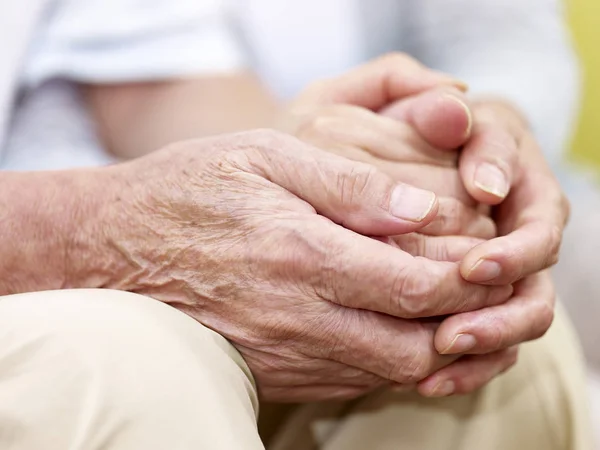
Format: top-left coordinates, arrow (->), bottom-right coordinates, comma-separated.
85,73 -> 279,160
0,168 -> 128,295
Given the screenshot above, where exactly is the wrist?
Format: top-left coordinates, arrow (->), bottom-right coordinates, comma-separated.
61,165 -> 138,290
0,168 -> 124,294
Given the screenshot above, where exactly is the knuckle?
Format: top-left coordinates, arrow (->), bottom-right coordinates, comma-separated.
436,200 -> 463,235
336,163 -> 380,207
395,235 -> 450,262
420,237 -> 451,261
238,129 -> 302,160
484,316 -> 511,352
392,259 -> 443,318
393,352 -> 432,384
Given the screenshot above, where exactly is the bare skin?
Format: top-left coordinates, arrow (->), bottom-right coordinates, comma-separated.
84,54 -> 567,397
0,129 -> 517,402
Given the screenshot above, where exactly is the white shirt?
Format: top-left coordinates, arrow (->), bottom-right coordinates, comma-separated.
1,0 -> 580,171
2,0 -> 245,170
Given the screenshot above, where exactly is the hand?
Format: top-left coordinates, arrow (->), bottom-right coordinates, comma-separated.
338,93 -> 564,395
98,129 -> 512,402
280,54 -> 563,396
431,99 -> 566,357
283,54 -> 496,244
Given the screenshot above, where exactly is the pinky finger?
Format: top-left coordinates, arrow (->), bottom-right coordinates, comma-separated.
416,347 -> 519,397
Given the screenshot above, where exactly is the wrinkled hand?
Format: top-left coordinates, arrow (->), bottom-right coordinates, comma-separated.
282,54 -> 564,396
282,54 -> 494,246
431,100 -> 566,359
102,129 -> 512,402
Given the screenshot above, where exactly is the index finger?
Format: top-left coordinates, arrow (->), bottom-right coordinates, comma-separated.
305,219 -> 513,319
460,135 -> 569,284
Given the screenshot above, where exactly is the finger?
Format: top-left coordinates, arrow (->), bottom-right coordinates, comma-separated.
246,130 -> 439,236
393,234 -> 485,262
313,225 -> 514,319
380,87 -> 473,150
460,154 -> 568,284
238,345 -> 385,388
459,121 -> 519,205
298,104 -> 456,166
317,307 -> 459,385
299,53 -> 467,111
323,147 -> 474,205
417,348 -> 519,397
435,271 -> 555,355
419,197 -> 496,239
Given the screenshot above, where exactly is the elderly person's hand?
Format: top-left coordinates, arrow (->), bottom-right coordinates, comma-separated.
383,96 -> 565,380
97,129 -> 512,402
431,99 -> 566,348
281,54 -> 565,397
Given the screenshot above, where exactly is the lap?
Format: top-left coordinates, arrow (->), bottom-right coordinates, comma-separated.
0,290 -> 591,450
0,289 -> 261,450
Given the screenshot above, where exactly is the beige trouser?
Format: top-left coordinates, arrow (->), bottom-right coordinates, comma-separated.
0,289 -> 592,450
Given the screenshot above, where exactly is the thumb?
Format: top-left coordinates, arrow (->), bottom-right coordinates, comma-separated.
247,130 -> 439,236
380,87 -> 473,150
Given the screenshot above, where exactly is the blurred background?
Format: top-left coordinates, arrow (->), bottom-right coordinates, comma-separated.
561,3 -> 600,444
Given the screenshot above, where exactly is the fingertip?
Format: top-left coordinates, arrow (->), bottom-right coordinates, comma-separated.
438,333 -> 477,355
380,88 -> 472,150
471,163 -> 511,204
460,242 -> 503,283
463,258 -> 503,283
390,184 -> 439,225
459,127 -> 518,206
442,93 -> 473,138
411,90 -> 473,150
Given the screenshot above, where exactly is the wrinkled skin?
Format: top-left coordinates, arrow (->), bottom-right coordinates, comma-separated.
98,129 -> 514,402
281,53 -> 566,394
93,54 -> 567,402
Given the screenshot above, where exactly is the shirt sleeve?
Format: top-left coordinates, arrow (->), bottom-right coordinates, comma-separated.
21,0 -> 247,87
405,0 -> 581,169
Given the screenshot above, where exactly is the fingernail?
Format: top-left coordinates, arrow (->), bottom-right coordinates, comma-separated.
467,259 -> 502,282
451,80 -> 469,92
442,94 -> 472,138
390,185 -> 437,222
474,163 -> 509,199
441,333 -> 477,355
429,380 -> 455,397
